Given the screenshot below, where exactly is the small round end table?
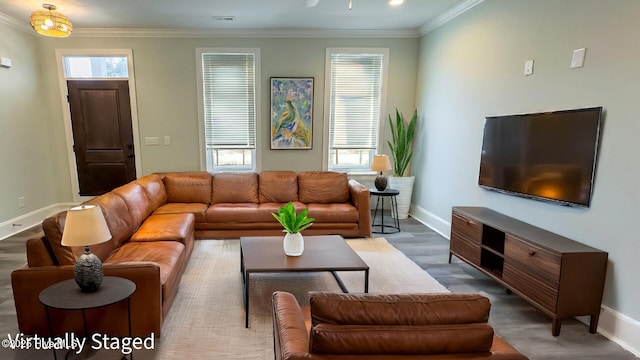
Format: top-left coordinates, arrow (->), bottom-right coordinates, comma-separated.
39,276 -> 136,360
370,188 -> 401,234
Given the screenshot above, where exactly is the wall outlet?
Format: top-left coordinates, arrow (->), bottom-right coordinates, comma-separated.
164,136 -> 171,146
18,196 -> 25,208
524,59 -> 534,76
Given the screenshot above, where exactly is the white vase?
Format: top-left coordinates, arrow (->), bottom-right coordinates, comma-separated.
283,232 -> 304,256
388,176 -> 415,220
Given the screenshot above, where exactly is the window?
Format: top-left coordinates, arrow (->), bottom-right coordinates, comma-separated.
197,48 -> 260,172
325,48 -> 389,172
63,56 -> 129,78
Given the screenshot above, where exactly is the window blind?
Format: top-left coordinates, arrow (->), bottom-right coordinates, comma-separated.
202,53 -> 256,148
328,53 -> 384,151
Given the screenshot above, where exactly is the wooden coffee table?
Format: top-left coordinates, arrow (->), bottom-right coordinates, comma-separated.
240,235 -> 369,327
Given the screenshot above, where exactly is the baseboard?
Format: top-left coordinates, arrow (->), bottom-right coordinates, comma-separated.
590,306 -> 640,357
0,203 -> 75,241
409,204 -> 640,357
409,204 -> 451,239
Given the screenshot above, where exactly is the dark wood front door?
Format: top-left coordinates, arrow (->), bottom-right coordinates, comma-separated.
67,80 -> 136,196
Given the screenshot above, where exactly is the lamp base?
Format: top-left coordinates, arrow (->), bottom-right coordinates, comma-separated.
375,174 -> 388,191
73,246 -> 103,293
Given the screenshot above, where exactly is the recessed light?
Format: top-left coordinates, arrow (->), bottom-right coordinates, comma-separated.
389,0 -> 404,6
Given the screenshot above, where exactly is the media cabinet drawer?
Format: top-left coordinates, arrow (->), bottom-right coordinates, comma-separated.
505,235 -> 561,284
451,212 -> 482,243
450,233 -> 480,265
503,263 -> 558,313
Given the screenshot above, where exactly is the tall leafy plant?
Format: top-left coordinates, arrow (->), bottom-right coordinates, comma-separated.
387,109 -> 417,176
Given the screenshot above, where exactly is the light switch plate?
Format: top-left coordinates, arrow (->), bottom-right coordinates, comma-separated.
145,136 -> 160,145
0,57 -> 12,68
571,48 -> 586,68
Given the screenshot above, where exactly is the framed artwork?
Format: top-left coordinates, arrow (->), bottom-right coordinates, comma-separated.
270,77 -> 313,149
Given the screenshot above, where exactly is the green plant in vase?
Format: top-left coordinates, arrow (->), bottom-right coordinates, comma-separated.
387,108 -> 418,219
272,202 -> 314,256
388,108 -> 417,177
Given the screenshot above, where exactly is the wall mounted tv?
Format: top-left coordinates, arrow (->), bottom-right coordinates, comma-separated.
478,106 -> 603,207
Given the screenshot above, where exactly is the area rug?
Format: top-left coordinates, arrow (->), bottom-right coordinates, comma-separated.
140,238 -> 448,359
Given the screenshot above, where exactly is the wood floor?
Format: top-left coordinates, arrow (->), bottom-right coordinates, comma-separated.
0,217 -> 636,359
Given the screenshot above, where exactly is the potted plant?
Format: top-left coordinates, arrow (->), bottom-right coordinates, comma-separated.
387,109 -> 417,219
272,202 -> 315,256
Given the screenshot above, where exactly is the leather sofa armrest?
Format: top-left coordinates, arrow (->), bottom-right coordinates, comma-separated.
11,262 -> 163,337
272,291 -> 311,360
348,179 -> 371,237
489,335 -> 530,359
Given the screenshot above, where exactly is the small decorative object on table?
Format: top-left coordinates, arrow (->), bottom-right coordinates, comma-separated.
61,205 -> 112,292
272,202 -> 314,256
371,154 -> 392,191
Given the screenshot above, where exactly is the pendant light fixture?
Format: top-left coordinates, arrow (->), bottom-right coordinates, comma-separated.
29,4 -> 73,37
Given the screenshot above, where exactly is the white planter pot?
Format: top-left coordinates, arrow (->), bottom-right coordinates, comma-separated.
283,232 -> 304,256
388,176 -> 415,220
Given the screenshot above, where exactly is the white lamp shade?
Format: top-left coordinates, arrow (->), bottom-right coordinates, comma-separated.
61,205 -> 112,247
371,154 -> 392,172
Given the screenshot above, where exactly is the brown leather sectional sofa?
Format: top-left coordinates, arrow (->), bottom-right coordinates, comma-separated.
272,291 -> 529,359
11,171 -> 371,337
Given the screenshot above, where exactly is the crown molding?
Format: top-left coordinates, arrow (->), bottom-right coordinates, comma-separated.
72,27 -> 421,39
0,11 -> 35,35
419,0 -> 484,35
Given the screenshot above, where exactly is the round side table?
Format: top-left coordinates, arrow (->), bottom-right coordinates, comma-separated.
39,276 -> 136,360
370,188 -> 401,234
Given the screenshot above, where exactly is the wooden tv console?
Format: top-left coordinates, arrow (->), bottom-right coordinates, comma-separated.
449,206 -> 607,336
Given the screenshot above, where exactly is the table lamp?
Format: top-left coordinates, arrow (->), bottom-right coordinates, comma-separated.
371,154 -> 392,191
61,205 -> 112,293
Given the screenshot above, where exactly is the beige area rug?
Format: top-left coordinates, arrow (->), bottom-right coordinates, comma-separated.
106,238 -> 448,360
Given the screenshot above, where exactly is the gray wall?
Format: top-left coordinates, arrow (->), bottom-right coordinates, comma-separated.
414,0 -> 639,321
32,36 -> 418,202
0,23 -> 58,222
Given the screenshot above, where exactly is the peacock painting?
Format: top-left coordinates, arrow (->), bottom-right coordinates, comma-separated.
270,78 -> 313,149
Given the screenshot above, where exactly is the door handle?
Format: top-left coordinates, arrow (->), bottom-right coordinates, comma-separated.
127,153 -> 134,158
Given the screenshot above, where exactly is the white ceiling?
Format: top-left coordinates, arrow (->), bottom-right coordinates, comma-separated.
0,0 -> 469,35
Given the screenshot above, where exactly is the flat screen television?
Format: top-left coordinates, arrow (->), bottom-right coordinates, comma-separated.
478,107 -> 603,207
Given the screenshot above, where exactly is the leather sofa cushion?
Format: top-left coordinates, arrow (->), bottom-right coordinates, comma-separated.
212,173 -> 259,204
206,204 -> 260,223
112,182 -> 153,226
164,172 -> 212,204
298,172 -> 349,204
135,174 -> 167,210
26,237 -> 56,267
42,207 -> 121,266
154,203 -> 208,223
105,240 -> 185,301
42,211 -> 76,265
259,171 -> 298,203
85,192 -> 137,251
310,293 -> 490,326
310,323 -> 494,354
306,204 -> 358,223
131,214 -> 195,243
